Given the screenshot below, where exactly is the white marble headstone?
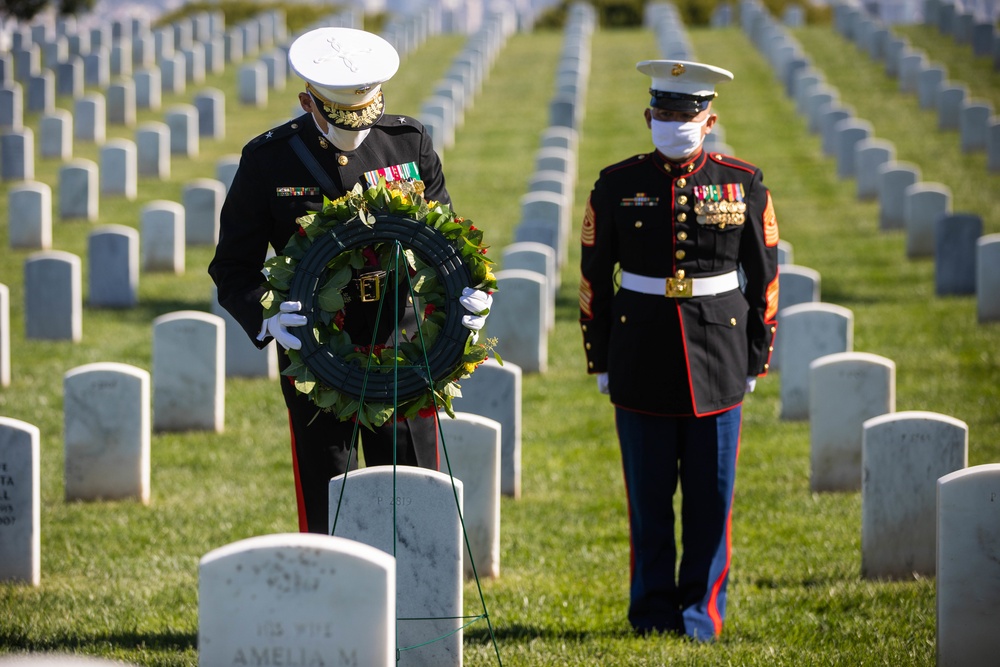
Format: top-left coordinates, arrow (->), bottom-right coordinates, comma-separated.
141,200 -> 185,273
810,352 -> 896,492
450,358 -> 521,498
488,269 -> 547,374
183,178 -> 225,246
438,412 -> 501,578
193,87 -> 225,139
8,181 -> 51,249
834,118 -> 873,179
329,467 -> 463,666
935,213 -> 982,296
877,161 -> 921,231
58,159 -> 98,222
772,264 -> 821,372
936,464 -> 1000,665
1,127 -> 34,181
903,182 -> 951,258
24,250 -> 81,342
861,411 -> 967,579
778,302 -> 854,421
0,417 -> 40,586
39,109 -> 71,159
238,62 -> 267,108
165,104 -> 199,157
64,363 -> 150,503
152,310 -> 225,433
136,121 -> 170,178
976,234 -> 1000,322
199,533 -> 396,667
521,190 -> 569,266
854,138 -> 895,201
73,93 -> 105,143
99,138 -> 138,200
87,225 -> 138,308
501,241 -> 557,329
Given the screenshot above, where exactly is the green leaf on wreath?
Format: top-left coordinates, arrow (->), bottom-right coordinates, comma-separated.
411,267 -> 439,293
266,262 -> 296,291
260,290 -> 279,317
318,281 -> 346,313
312,386 -> 340,408
417,318 -> 441,342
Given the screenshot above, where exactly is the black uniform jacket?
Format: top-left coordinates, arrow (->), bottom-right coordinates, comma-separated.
579,147 -> 779,417
209,112 -> 450,349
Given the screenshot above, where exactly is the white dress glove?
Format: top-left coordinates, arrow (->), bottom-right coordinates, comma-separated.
257,300 -> 307,350
745,376 -> 757,393
597,372 -> 610,395
459,287 -> 492,331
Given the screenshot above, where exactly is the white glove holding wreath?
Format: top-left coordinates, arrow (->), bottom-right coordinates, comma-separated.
459,287 -> 492,331
257,300 -> 308,350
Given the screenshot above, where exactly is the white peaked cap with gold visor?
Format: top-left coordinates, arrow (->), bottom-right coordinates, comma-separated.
288,27 -> 400,130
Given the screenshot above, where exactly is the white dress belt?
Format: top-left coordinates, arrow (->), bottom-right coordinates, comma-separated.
620,270 -> 739,297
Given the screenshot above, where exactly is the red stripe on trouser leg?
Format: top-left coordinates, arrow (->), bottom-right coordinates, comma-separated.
705,418 -> 742,635
287,408 -> 308,533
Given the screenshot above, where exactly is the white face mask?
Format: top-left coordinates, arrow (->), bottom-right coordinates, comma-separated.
312,114 -> 370,152
651,117 -> 709,161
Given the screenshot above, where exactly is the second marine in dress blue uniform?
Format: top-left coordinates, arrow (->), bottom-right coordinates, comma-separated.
580,59 -> 779,640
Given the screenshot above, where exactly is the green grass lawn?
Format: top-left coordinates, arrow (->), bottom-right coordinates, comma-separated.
1,10 -> 998,667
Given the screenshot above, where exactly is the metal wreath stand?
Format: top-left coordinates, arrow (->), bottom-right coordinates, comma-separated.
287,212 -> 503,665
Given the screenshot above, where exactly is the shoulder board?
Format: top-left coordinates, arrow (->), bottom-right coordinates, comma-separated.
245,116 -> 305,150
708,152 -> 759,171
602,153 -> 649,176
377,114 -> 426,133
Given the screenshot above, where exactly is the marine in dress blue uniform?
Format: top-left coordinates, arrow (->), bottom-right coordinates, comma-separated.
579,60 -> 780,639
209,28 -> 468,535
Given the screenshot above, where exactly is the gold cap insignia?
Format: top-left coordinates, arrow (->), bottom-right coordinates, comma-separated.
671,63 -> 686,76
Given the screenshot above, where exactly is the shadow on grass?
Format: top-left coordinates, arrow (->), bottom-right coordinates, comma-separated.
464,622 -> 676,643
0,629 -> 197,654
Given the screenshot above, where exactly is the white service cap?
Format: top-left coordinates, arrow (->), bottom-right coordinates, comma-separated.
288,27 -> 400,129
636,60 -> 734,113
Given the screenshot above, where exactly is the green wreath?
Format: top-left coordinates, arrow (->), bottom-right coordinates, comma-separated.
260,179 -> 500,429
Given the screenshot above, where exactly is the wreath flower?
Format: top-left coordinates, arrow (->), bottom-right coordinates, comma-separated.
260,178 -> 500,429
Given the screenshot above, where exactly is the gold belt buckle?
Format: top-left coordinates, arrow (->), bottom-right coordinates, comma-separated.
358,271 -> 385,302
665,270 -> 692,298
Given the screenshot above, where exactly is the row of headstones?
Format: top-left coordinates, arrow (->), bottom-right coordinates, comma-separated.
740,2 -> 1000,661
742,0 -> 1000,322
0,413 -> 492,665
0,11 -> 287,143
0,321 -> 522,565
418,6 -> 517,155
922,0 -> 1000,66
8,171 -> 226,254
829,1 -> 1000,170
0,92 -> 232,190
2,8 -> 287,84
496,2 -> 595,377
777,312 -> 977,589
